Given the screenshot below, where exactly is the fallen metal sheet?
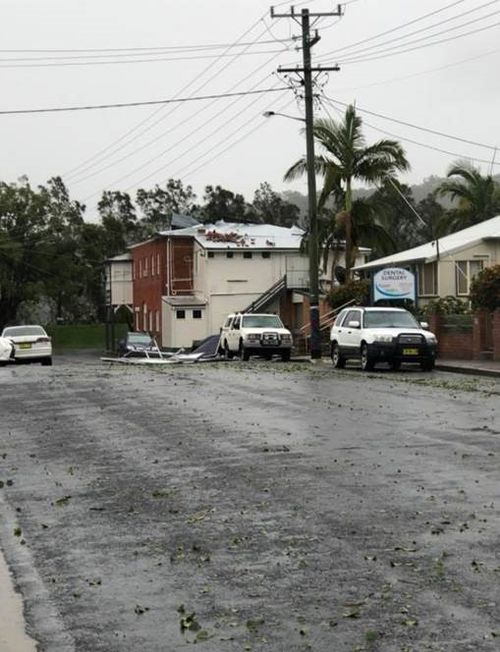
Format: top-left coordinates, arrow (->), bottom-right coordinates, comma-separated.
100,356 -> 181,365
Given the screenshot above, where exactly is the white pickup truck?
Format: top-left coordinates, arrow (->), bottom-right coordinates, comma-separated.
220,313 -> 293,361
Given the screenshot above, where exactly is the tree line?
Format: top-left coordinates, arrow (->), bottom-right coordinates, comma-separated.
0,179 -> 299,327
1,103 -> 500,327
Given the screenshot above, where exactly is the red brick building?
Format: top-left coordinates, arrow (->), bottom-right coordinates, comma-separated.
129,235 -> 194,338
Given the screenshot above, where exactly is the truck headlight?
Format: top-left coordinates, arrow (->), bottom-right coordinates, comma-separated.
245,333 -> 260,341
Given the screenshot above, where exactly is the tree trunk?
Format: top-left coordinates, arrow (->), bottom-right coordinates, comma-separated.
344,180 -> 353,280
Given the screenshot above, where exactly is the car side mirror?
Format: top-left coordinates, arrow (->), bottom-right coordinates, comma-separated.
420,321 -> 429,329
348,320 -> 360,329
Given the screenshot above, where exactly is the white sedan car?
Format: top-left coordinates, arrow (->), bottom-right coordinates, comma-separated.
0,336 -> 15,366
1,325 -> 53,366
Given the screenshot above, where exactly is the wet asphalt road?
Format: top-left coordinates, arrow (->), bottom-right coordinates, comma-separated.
0,353 -> 499,652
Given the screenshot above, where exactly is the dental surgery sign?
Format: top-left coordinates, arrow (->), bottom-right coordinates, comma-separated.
373,267 -> 415,302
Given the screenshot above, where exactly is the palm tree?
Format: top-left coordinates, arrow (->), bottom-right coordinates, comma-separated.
436,162 -> 500,234
284,104 -> 409,278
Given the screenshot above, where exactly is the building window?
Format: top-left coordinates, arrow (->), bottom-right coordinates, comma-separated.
156,311 -> 160,332
207,252 -> 214,258
157,253 -> 160,276
456,260 -> 483,295
417,262 -> 438,296
139,259 -> 143,278
132,262 -> 135,280
226,252 -> 234,258
262,252 -> 271,259
243,251 -> 252,259
144,257 -> 148,277
193,309 -> 202,319
151,255 -> 155,276
176,310 -> 186,319
149,311 -> 153,332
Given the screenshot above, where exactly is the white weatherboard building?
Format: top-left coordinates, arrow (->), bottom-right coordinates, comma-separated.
160,222 -> 309,348
353,215 -> 500,305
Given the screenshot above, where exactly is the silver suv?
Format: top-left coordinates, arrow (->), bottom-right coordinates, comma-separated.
220,313 -> 293,361
330,306 -> 437,371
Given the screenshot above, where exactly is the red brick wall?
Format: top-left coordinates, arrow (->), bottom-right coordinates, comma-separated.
131,239 -> 166,339
131,236 -> 194,344
493,309 -> 500,361
438,331 -> 474,359
427,313 -> 474,360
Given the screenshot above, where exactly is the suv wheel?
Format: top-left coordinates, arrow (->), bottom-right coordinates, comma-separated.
360,343 -> 375,371
390,359 -> 401,371
239,344 -> 250,361
421,358 -> 435,372
281,349 -> 290,362
331,342 -> 346,369
223,341 -> 234,360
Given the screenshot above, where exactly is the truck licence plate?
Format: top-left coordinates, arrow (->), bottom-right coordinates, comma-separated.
19,343 -> 32,349
402,347 -> 418,355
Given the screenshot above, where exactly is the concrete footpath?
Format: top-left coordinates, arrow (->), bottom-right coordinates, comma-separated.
0,548 -> 37,652
436,357 -> 500,377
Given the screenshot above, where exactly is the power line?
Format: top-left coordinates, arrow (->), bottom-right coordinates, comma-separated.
322,96 -> 498,151
0,38 -> 295,55
317,0 -> 467,56
319,95 -> 500,168
338,17 -> 500,66
70,73 -> 281,186
0,48 -> 291,69
331,45 -> 500,93
336,3 -> 500,64
98,85 -> 288,197
62,21 -> 277,179
174,97 -> 298,184
0,87 -> 287,116
67,49 -> 288,184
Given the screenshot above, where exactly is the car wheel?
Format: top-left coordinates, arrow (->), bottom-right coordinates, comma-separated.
421,358 -> 435,371
390,359 -> 401,371
224,341 -> 234,360
0,361 -> 6,367
360,343 -> 375,371
281,350 -> 291,362
41,357 -> 53,366
239,344 -> 250,361
331,342 -> 346,369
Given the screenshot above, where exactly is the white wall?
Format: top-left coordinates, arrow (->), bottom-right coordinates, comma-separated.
108,261 -> 132,306
161,301 -> 208,348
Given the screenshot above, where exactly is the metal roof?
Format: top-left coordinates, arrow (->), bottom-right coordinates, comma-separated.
162,295 -> 207,306
107,252 -> 132,262
158,221 -> 305,250
353,215 -> 500,272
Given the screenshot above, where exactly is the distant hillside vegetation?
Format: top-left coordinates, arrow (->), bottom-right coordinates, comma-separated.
279,174 -> 494,212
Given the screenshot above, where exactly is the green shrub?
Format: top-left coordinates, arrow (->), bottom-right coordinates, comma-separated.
327,279 -> 370,309
424,295 -> 470,316
469,265 -> 500,312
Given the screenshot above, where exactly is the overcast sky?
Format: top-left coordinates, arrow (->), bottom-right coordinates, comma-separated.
2,0 -> 499,218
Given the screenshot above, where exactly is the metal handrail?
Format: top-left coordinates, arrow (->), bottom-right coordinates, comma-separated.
299,298 -> 357,335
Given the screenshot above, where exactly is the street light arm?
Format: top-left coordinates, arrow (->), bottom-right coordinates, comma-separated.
263,110 -> 306,123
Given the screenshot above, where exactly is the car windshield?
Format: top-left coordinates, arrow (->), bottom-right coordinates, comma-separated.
364,310 -> 420,329
3,326 -> 46,337
128,333 -> 153,344
242,315 -> 283,328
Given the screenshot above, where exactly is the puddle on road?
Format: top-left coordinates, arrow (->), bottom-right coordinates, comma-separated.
0,547 -> 37,652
